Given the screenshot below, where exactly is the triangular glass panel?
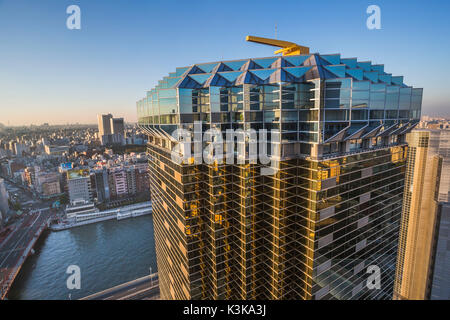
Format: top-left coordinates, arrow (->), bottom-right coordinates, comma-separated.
197,63 -> 219,73
166,77 -> 183,88
212,62 -> 233,73
321,54 -> 341,65
324,65 -> 346,78
320,66 -> 338,79
283,66 -> 312,78
357,61 -> 372,71
223,60 -> 247,71
204,73 -> 231,87
279,69 -> 296,83
283,55 -> 310,66
379,74 -> 392,84
189,73 -> 213,85
392,76 -> 404,86
218,71 -> 243,82
341,58 -> 357,69
249,69 -> 277,81
176,76 -> 201,89
240,60 -> 263,71
346,69 -> 363,80
364,72 -> 378,82
253,57 -> 278,69
188,65 -> 207,74
175,67 -> 189,77
236,71 -> 262,85
371,65 -> 384,73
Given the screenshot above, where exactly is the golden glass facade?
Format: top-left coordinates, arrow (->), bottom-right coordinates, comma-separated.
394,130 -> 450,300
147,138 -> 407,299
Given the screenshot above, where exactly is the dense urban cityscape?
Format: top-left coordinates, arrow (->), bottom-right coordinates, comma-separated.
0,117 -> 160,299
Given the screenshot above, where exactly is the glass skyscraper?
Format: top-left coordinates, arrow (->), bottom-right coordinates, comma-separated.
394,129 -> 450,300
137,50 -> 422,299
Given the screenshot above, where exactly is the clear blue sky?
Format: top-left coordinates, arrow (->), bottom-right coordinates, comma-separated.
0,0 -> 449,125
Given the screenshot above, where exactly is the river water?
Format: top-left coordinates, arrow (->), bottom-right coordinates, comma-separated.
7,215 -> 157,300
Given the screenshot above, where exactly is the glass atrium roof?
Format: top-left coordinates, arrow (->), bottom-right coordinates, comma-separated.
158,54 -> 409,90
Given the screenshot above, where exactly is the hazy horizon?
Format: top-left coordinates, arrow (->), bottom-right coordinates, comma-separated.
0,121 -> 137,128
1,0 -> 449,126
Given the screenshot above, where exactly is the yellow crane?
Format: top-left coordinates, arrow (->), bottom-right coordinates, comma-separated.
246,35 -> 309,56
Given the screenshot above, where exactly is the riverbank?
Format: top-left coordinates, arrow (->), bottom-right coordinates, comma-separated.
7,214 -> 157,300
50,202 -> 152,231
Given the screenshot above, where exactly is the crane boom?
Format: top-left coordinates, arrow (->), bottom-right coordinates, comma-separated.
246,35 -> 309,56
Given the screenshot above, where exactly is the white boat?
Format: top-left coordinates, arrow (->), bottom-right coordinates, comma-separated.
117,212 -> 132,220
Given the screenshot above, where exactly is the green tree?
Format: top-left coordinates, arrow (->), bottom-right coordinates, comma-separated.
59,194 -> 69,205
11,201 -> 21,211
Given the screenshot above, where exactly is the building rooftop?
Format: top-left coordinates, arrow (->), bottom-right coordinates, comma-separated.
148,53 -> 416,90
137,51 -> 423,154
67,169 -> 90,180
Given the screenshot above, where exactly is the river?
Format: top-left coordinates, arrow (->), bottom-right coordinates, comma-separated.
7,215 -> 156,300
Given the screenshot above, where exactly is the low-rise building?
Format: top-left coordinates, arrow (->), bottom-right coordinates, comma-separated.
45,145 -> 69,155
67,169 -> 93,205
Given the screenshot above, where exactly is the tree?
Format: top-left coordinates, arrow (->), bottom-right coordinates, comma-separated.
59,194 -> 69,205
11,201 -> 21,211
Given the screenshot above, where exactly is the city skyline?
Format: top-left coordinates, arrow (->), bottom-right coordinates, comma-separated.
1,0 -> 450,126
0,0 -> 449,304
